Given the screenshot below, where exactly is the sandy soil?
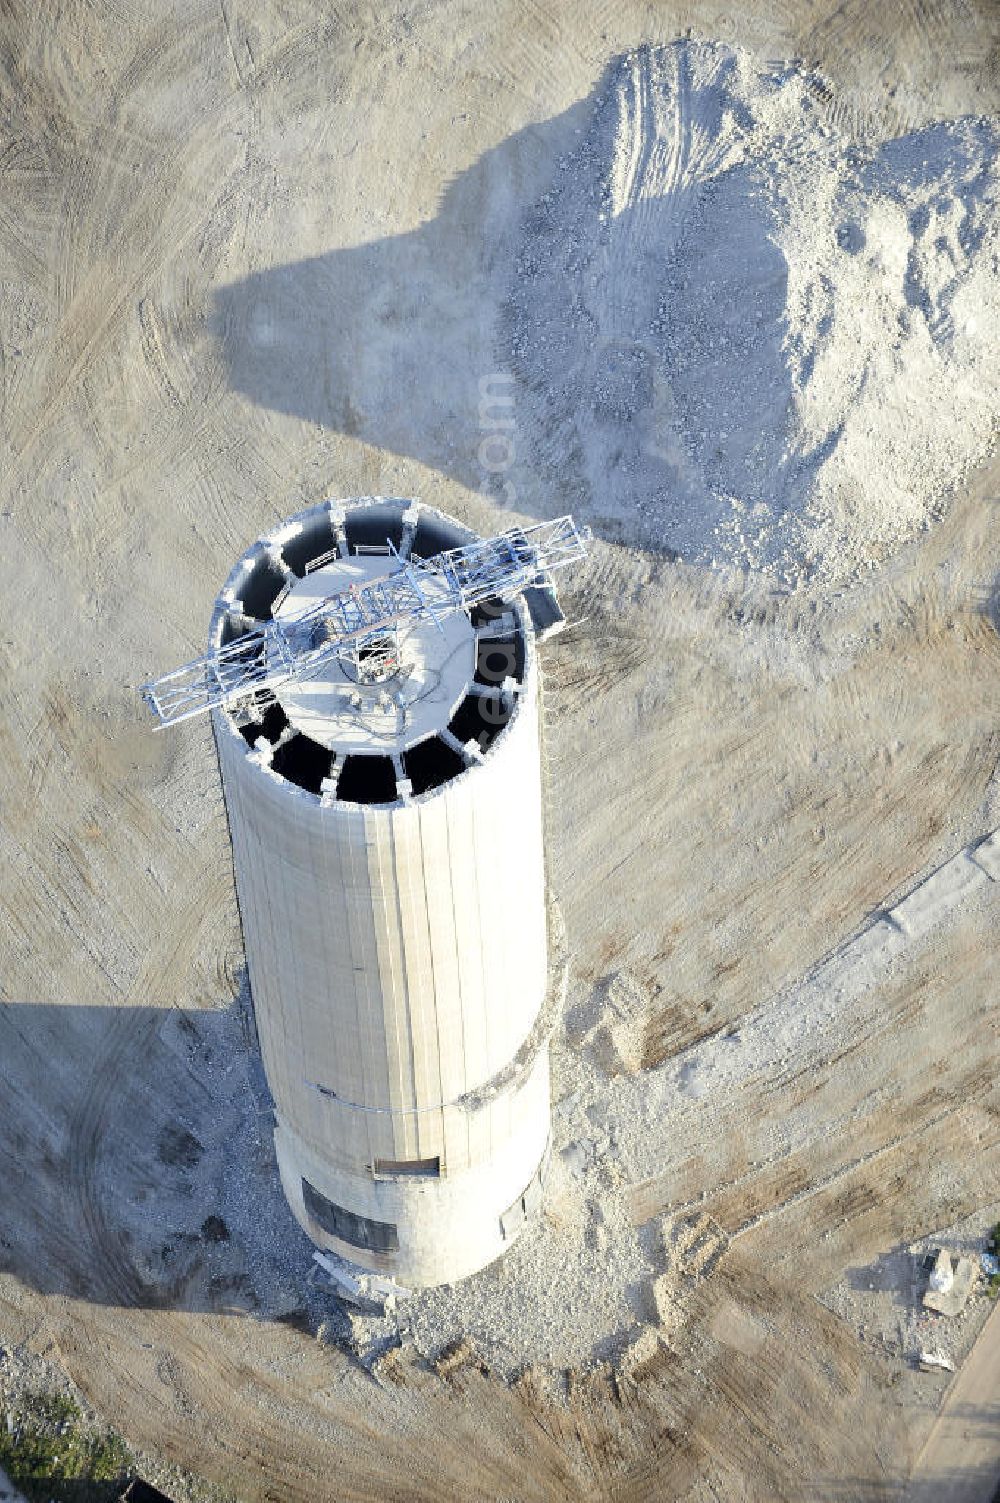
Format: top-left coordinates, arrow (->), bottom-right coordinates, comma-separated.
1,1 -> 999,1499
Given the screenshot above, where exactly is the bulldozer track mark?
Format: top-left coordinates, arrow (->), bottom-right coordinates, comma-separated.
219,0 -> 254,88
138,297 -> 184,410
4,40 -> 246,491
722,1097 -> 992,1248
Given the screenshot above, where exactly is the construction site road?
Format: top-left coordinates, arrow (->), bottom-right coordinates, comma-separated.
906,1301 -> 1000,1503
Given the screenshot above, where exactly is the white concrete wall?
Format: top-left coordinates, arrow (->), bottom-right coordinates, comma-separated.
275,1051 -> 551,1285
213,602 -> 551,1286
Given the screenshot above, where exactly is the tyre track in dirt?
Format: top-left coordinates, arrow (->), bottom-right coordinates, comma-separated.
0,19 -> 242,522
480,0 -> 601,104
795,0 -> 1000,135
604,45 -> 694,337
49,1298 -> 613,1503
0,132 -> 63,292
543,524 -> 1000,1066
628,878 -> 1000,1294
0,669 -> 193,1002
28,9 -> 382,586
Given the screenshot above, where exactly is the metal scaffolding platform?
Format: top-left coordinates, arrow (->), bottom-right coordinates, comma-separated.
142,514 -> 589,728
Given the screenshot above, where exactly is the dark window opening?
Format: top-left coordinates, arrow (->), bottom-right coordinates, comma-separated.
240,554 -> 288,619
282,517 -> 335,577
522,583 -> 566,639
302,1179 -> 399,1253
474,633 -> 525,686
238,701 -> 289,747
271,733 -> 332,793
411,515 -> 466,559
403,735 -> 465,795
344,507 -> 404,553
336,754 -> 397,805
373,1155 -> 441,1178
500,1162 -> 544,1240
447,691 -> 510,752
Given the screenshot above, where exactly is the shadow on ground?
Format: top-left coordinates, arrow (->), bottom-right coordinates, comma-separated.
210,42 -> 998,563
0,995 -> 320,1322
815,1452 -> 1000,1500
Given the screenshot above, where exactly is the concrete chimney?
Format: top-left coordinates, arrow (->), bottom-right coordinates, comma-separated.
209,497 -> 560,1287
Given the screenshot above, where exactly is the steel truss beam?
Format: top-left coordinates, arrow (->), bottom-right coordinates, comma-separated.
142,514 -> 589,728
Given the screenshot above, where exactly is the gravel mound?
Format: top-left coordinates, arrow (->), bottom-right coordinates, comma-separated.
505,40 -> 1000,587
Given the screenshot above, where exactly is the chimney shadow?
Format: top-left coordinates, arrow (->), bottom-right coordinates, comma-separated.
209,91 -> 593,513
0,990 -> 333,1327
210,43 -> 999,567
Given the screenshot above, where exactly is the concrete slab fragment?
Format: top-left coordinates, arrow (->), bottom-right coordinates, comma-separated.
923,1255 -> 978,1316
889,853 -> 990,939
918,1350 -> 955,1373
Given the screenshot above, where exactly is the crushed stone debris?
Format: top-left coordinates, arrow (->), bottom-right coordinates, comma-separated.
504,39 -> 1000,588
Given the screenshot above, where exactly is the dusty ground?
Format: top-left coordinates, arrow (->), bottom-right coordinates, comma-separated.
1,0 -> 1000,1499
